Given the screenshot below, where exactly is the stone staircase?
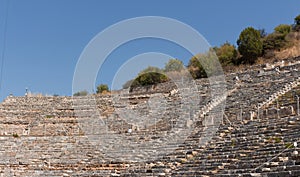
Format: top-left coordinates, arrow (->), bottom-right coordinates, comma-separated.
0,57 -> 299,176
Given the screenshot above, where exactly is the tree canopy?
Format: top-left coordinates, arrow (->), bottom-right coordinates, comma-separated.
295,14 -> 300,26
214,42 -> 238,66
130,66 -> 168,88
274,24 -> 292,35
237,27 -> 263,64
164,59 -> 184,72
188,55 -> 207,79
263,33 -> 288,52
96,84 -> 109,94
73,90 -> 88,96
121,14 -> 300,89
188,49 -> 222,79
294,14 -> 300,31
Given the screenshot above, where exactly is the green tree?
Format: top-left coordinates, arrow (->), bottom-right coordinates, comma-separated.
294,14 -> 300,31
263,33 -> 288,51
295,14 -> 300,26
188,49 -> 221,79
214,42 -> 238,66
96,84 -> 109,94
237,27 -> 263,64
262,24 -> 292,53
130,66 -> 168,88
73,90 -> 88,96
164,59 -> 184,72
188,56 -> 207,79
274,24 -> 291,35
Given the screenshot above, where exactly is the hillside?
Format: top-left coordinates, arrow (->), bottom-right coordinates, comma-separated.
0,56 -> 299,176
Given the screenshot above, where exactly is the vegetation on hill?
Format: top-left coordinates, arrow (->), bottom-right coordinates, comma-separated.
237,27 -> 263,64
294,14 -> 300,31
188,49 -> 223,79
73,90 -> 88,96
214,42 -> 238,66
126,66 -> 169,89
105,14 -> 300,92
96,84 -> 109,94
164,59 -> 184,72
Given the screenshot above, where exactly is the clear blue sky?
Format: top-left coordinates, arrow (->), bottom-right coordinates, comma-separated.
0,0 -> 299,100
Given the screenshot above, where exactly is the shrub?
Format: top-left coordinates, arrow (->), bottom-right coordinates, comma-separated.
12,133 -> 19,138
231,139 -> 236,147
73,90 -> 88,96
285,142 -> 296,148
131,72 -> 168,87
188,49 -> 222,79
295,14 -> 300,26
164,59 -> 184,72
274,137 -> 281,143
274,24 -> 292,35
263,33 -> 289,51
46,115 -> 54,118
214,42 -> 238,66
293,14 -> 300,31
130,66 -> 169,88
96,84 -> 109,94
237,27 -> 263,64
188,56 -> 207,79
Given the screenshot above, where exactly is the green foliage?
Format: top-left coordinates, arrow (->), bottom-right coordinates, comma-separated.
130,66 -> 168,88
262,24 -> 291,54
231,139 -> 236,147
46,115 -> 54,118
96,84 -> 109,94
73,90 -> 88,96
263,33 -> 288,51
188,49 -> 221,79
122,14 -> 299,86
274,137 -> 281,143
274,24 -> 291,35
267,136 -> 282,144
188,56 -> 207,79
237,27 -> 263,64
123,59 -> 184,90
164,59 -> 184,72
214,42 -> 238,66
295,14 -> 300,26
131,73 -> 167,87
12,133 -> 19,138
285,142 -> 295,148
294,14 -> 300,31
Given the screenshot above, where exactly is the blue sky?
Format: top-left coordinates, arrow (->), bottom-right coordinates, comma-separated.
0,0 -> 299,100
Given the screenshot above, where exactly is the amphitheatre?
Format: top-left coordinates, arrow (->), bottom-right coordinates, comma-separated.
0,55 -> 299,176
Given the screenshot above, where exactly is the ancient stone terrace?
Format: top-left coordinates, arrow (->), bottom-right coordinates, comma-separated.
225,56 -> 300,121
0,57 -> 299,176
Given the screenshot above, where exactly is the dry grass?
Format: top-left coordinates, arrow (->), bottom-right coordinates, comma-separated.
273,32 -> 300,60
274,43 -> 300,60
